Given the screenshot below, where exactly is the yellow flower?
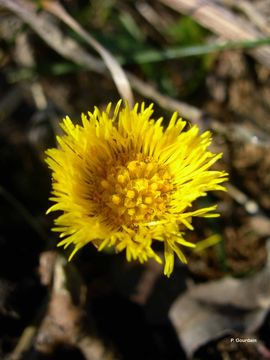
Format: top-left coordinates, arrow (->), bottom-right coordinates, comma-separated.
46,101 -> 227,276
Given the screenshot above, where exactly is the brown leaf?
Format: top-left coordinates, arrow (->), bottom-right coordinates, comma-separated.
35,254 -> 118,360
169,240 -> 270,357
170,295 -> 267,357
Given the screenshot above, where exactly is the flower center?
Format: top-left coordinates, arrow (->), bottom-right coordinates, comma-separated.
98,158 -> 174,226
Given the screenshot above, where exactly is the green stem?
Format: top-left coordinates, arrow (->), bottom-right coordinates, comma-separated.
121,37 -> 270,64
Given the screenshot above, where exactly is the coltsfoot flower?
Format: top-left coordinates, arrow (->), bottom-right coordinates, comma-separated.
46,101 -> 227,276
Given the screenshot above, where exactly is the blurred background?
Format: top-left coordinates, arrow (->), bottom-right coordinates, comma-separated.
1,0 -> 270,359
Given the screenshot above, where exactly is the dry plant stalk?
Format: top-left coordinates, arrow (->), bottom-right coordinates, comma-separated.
0,0 -> 203,122
0,0 -> 133,104
0,0 -> 105,73
158,0 -> 270,67
43,0 -> 134,106
220,0 -> 270,36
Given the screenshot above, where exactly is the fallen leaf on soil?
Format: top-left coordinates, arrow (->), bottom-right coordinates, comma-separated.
169,239 -> 270,357
35,253 -> 118,360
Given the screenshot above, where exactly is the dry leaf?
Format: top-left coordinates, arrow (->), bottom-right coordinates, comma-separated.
35,253 -> 118,360
169,240 -> 270,357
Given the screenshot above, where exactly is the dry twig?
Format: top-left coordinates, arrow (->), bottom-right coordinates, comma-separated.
7,326 -> 37,360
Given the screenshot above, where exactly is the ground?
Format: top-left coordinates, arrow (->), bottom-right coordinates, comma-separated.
1,1 -> 270,359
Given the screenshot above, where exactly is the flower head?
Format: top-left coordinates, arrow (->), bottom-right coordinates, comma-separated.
46,101 -> 227,276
